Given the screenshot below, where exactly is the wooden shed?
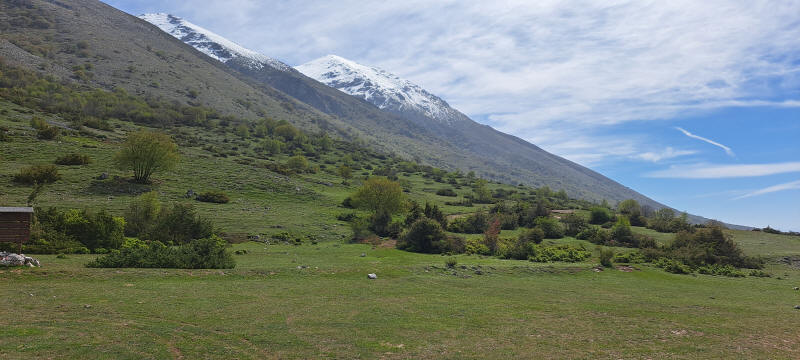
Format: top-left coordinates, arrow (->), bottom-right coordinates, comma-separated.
0,207 -> 34,253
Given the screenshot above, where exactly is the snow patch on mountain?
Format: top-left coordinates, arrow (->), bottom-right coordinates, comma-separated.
296,55 -> 464,125
139,13 -> 290,72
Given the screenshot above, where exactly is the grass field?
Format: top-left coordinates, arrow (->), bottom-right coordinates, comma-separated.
2,239 -> 800,359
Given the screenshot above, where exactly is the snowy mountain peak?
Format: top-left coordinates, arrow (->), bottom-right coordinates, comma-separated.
139,13 -> 290,72
296,55 -> 464,125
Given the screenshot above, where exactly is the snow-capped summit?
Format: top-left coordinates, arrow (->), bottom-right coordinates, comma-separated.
296,55 -> 465,125
139,13 -> 290,72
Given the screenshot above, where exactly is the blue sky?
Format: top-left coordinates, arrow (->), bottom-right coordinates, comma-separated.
104,1 -> 799,230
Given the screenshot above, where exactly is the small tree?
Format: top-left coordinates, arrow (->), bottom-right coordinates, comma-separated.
337,165 -> 353,180
351,177 -> 406,237
124,191 -> 161,237
114,130 -> 179,183
473,179 -> 492,203
286,155 -> 308,172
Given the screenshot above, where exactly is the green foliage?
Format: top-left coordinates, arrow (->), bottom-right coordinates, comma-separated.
696,264 -> 745,277
576,226 -> 611,245
589,206 -> 612,225
599,247 -> 614,267
145,203 -> 214,245
654,257 -> 692,274
534,217 -> 564,239
196,191 -> 230,204
13,164 -> 60,184
54,153 -> 91,165
337,165 -> 353,179
613,251 -> 645,264
472,179 -> 492,203
351,177 -> 406,216
436,188 -> 457,197
447,212 -> 489,234
86,235 -> 235,269
529,244 -> 591,263
286,155 -> 308,172
445,257 -> 457,268
397,218 -> 446,253
519,227 -> 545,244
561,213 -> 588,237
27,207 -> 124,253
123,191 -> 160,237
114,130 -> 179,183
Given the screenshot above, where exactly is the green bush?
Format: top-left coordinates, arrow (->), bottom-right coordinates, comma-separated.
445,257 -> 457,268
599,247 -> 614,267
589,207 -> 612,225
436,188 -> 457,197
696,264 -> 745,277
13,164 -> 61,184
397,218 -> 447,254
654,257 -> 692,274
447,212 -> 489,234
519,227 -> 544,244
534,217 -> 564,239
196,191 -> 230,204
613,251 -> 645,264
86,235 -> 235,269
36,125 -> 60,140
27,207 -> 125,253
55,153 -> 91,165
561,213 -> 588,236
576,226 -> 610,245
144,203 -> 213,244
124,191 -> 161,237
529,244 -> 591,263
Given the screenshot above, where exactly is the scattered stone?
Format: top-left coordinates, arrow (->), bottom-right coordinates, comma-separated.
367,273 -> 377,279
185,189 -> 195,198
793,287 -> 799,291
84,305 -> 92,309
592,266 -> 604,272
98,172 -> 109,180
474,270 -> 483,275
360,253 -> 366,257
795,305 -> 800,310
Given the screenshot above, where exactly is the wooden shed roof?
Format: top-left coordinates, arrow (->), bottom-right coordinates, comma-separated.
0,207 -> 34,213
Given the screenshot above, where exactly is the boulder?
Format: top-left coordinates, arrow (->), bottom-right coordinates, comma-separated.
367,273 -> 377,279
98,172 -> 109,180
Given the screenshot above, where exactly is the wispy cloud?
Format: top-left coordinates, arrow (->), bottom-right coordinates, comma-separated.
635,147 -> 697,163
675,127 -> 734,157
647,162 -> 800,179
734,180 -> 800,199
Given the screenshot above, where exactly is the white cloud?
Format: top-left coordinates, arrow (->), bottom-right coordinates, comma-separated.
675,127 -> 734,157
646,162 -> 800,179
734,180 -> 800,199
635,147 -> 697,163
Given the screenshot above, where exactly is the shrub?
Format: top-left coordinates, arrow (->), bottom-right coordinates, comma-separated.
529,244 -> 591,263
124,191 -> 161,237
55,153 -> 91,165
28,207 -> 125,253
561,213 -> 588,236
534,217 -> 564,239
696,264 -> 745,277
86,235 -> 235,269
445,257 -> 457,268
36,123 -> 60,139
614,251 -> 645,264
196,191 -> 230,204
336,212 -> 357,222
519,227 -> 544,244
13,164 -> 60,184
599,247 -> 614,267
286,155 -> 308,172
654,257 -> 691,274
436,188 -> 457,197
145,203 -> 213,244
447,212 -> 489,234
397,218 -> 447,254
589,207 -> 612,225
576,226 -> 610,245
465,237 -> 491,255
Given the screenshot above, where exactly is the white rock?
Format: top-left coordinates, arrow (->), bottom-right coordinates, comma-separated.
367,273 -> 377,279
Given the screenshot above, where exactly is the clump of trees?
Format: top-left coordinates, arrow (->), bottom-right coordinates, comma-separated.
87,235 -> 234,269
21,208 -> 125,254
